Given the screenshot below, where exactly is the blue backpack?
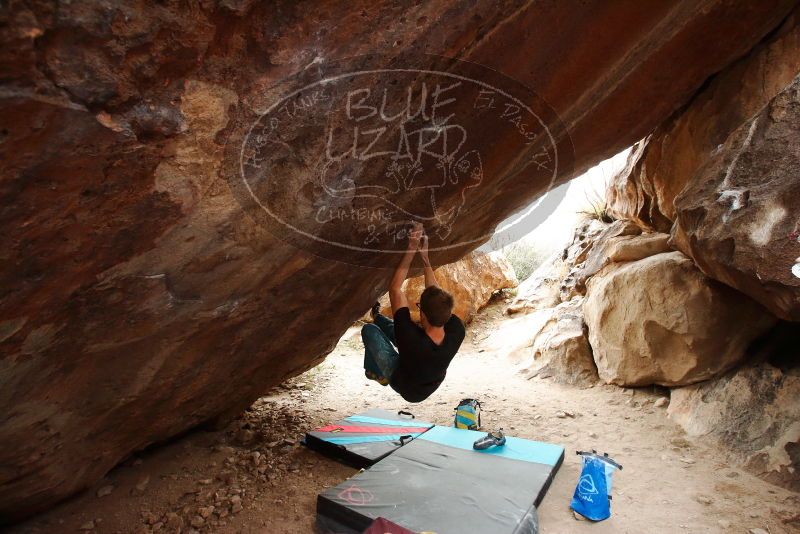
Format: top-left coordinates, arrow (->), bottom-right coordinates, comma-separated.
454,399 -> 481,430
570,451 -> 622,521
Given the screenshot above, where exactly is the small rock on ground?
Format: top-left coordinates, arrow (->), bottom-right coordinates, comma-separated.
135,476 -> 150,493
96,485 -> 114,498
695,494 -> 713,505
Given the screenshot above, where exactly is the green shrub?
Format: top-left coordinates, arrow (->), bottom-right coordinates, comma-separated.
503,241 -> 548,281
577,183 -> 615,223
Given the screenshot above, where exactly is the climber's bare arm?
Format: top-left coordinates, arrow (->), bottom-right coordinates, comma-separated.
418,235 -> 438,288
389,223 -> 423,314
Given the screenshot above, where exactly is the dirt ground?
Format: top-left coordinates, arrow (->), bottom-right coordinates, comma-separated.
8,301 -> 799,534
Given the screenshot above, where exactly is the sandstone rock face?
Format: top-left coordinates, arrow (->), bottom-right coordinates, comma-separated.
606,9 -> 800,320
556,219 -> 673,301
510,219 -> 670,313
579,232 -> 671,279
562,219 -> 611,268
378,251 -> 517,323
489,298 -> 596,387
605,140 -> 675,232
558,219 -> 626,301
672,75 -> 800,321
486,310 -> 551,364
520,298 -> 597,387
1,0 -> 796,521
571,228 -> 672,297
584,252 -> 776,386
506,252 -> 568,314
668,363 -> 800,491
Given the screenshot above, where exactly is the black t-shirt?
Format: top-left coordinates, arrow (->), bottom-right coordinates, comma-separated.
389,307 -> 465,403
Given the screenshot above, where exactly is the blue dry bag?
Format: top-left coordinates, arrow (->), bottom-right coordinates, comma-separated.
570,451 -> 622,521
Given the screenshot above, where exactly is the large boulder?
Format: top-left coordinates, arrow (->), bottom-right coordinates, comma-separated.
571,230 -> 671,297
554,219 -> 672,301
378,251 -> 517,323
506,252 -> 569,314
1,0 -> 796,521
488,298 -> 597,387
485,309 -> 553,365
672,74 -> 800,321
668,362 -> 800,491
584,251 -> 776,386
520,298 -> 597,387
559,219 -> 642,300
606,8 -> 800,320
578,232 -> 670,279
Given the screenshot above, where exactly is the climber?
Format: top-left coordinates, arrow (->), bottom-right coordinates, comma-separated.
361,222 -> 466,402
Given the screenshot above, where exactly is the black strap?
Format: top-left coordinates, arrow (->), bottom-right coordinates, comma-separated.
576,450 -> 623,470
399,435 -> 412,445
398,410 -> 415,419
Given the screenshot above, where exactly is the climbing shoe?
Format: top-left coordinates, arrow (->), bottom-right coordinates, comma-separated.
365,369 -> 389,386
370,301 -> 381,320
473,429 -> 506,450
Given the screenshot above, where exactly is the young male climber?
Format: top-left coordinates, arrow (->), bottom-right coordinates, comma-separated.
361,222 -> 466,403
